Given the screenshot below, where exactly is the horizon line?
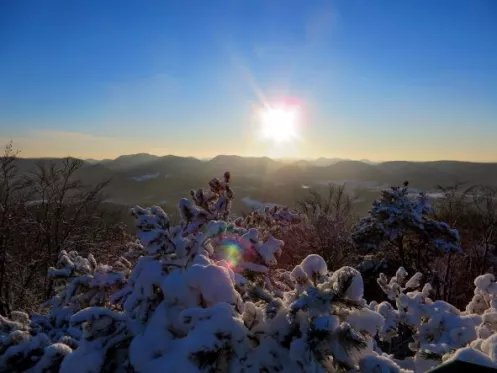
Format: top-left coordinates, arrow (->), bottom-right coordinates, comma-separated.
14,153 -> 497,165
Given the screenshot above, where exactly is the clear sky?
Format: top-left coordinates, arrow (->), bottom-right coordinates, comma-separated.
1,0 -> 496,161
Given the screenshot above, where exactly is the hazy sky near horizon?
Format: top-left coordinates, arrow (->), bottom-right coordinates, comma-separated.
1,0 -> 496,161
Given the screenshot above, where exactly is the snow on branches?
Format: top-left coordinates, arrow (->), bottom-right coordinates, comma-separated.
1,174 -> 497,372
0,246 -> 139,372
371,268 -> 497,371
352,184 -> 461,270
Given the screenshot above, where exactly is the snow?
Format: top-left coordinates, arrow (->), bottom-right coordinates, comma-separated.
241,196 -> 279,211
347,308 -> 385,337
60,342 -> 105,373
359,353 -> 409,373
0,333 -> 50,370
329,266 -> 364,301
4,171 -> 497,372
475,274 -> 495,291
239,262 -> 269,273
313,315 -> 339,332
300,254 -> 328,280
186,264 -> 243,309
70,307 -> 125,324
255,235 -> 283,266
131,173 -> 160,181
29,343 -> 72,373
445,347 -> 497,369
405,272 -> 423,289
352,185 -> 462,255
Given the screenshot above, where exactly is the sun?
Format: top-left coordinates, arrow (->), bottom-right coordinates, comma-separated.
259,106 -> 299,143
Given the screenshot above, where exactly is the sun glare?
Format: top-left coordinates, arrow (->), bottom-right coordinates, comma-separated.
259,106 -> 300,143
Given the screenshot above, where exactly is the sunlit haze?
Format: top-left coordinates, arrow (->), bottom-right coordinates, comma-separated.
1,0 -> 496,161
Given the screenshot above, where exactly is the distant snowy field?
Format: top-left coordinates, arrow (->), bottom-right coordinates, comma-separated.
131,173 -> 160,182
242,196 -> 280,210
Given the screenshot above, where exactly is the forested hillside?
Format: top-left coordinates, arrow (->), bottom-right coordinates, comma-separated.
12,152 -> 497,226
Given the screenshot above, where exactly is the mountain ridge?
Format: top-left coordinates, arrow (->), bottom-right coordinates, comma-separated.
14,154 -> 497,192
12,154 -> 497,216
16,153 -> 497,183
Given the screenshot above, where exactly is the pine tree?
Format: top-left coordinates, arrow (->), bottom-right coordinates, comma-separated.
352,184 -> 461,271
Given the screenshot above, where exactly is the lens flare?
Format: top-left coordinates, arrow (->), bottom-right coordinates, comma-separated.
220,238 -> 243,267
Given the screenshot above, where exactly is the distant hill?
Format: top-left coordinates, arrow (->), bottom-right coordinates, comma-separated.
15,154 -> 497,188
313,157 -> 348,167
101,153 -> 160,171
84,158 -> 107,164
359,159 -> 377,165
122,155 -> 205,178
206,155 -> 280,176
12,154 -> 497,216
324,160 -> 380,180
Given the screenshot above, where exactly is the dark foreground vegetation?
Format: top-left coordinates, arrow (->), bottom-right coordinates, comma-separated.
0,143 -> 131,315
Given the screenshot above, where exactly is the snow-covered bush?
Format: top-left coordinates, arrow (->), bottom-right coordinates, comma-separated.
370,268 -> 497,371
0,244 -> 142,372
352,183 -> 461,271
234,204 -> 303,239
1,173 -> 497,372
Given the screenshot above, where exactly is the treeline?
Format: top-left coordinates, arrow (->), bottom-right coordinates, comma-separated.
0,143 -> 130,315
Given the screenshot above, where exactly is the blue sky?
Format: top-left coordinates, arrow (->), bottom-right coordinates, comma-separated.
1,0 -> 496,161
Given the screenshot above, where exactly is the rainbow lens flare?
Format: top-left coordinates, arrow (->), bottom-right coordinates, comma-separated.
218,235 -> 246,267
